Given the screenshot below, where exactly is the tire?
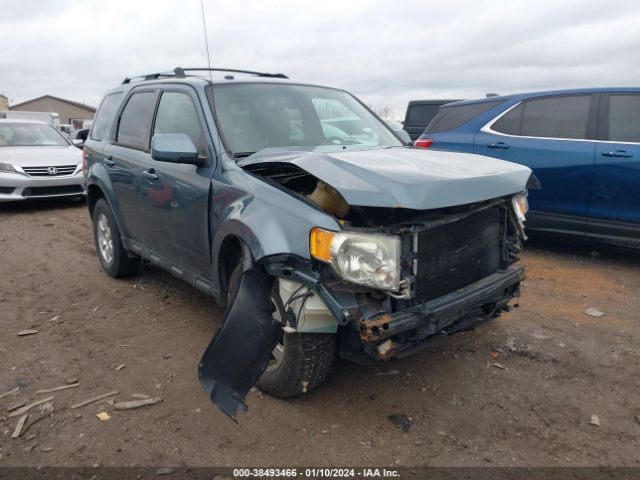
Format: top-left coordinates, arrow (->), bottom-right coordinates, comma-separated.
92,198 -> 140,277
226,263 -> 335,398
258,331 -> 336,398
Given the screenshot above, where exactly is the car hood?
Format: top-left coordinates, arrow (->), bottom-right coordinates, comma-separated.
239,146 -> 532,210
0,146 -> 82,166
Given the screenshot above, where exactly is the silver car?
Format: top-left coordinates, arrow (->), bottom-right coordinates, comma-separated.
0,119 -> 85,202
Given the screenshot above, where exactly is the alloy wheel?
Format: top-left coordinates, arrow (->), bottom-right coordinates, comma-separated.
96,213 -> 114,264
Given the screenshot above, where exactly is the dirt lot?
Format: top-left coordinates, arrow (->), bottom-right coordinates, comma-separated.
0,199 -> 639,468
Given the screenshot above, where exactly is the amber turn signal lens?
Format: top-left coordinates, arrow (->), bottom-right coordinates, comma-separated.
309,228 -> 336,262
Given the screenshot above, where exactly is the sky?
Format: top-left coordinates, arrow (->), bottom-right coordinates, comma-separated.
1,0 -> 639,119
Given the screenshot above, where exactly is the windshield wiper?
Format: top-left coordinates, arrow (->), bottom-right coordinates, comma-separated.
233,152 -> 256,158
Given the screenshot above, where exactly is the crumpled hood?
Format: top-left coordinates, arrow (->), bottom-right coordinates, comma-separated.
0,146 -> 82,167
239,146 -> 532,210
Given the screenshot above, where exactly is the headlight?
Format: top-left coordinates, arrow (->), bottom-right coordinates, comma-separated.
310,228 -> 401,291
512,193 -> 528,222
0,163 -> 17,174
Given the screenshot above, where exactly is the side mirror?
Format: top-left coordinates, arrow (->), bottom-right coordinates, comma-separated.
72,139 -> 84,148
151,133 -> 203,165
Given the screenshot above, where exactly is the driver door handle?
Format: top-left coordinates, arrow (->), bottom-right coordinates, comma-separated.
601,150 -> 633,158
104,156 -> 115,167
487,141 -> 510,149
142,169 -> 158,180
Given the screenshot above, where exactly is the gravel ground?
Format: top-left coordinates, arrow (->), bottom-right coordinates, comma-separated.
0,199 -> 639,467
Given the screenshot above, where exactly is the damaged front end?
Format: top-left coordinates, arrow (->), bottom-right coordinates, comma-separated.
240,153 -> 529,363
353,198 -> 527,361
200,147 -> 533,419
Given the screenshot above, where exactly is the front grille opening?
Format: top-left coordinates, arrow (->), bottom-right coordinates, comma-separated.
22,165 -> 77,177
414,207 -> 503,303
22,185 -> 84,197
0,187 -> 15,194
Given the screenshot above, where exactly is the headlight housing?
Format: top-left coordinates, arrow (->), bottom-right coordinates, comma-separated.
0,163 -> 17,174
512,193 -> 528,222
310,228 -> 401,291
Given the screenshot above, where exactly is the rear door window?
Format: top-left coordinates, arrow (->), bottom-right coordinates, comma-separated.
494,95 -> 591,140
607,94 -> 640,143
90,93 -> 123,141
521,95 -> 591,139
115,91 -> 157,150
425,100 -> 502,133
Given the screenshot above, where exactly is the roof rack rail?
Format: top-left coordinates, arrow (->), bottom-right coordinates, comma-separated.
122,67 -> 288,84
122,71 -> 175,84
174,67 -> 288,79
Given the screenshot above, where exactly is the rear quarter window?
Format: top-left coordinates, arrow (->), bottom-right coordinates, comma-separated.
425,100 -> 503,133
90,93 -> 123,141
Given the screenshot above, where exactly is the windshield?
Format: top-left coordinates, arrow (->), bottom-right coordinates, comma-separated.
0,123 -> 69,147
211,83 -> 402,157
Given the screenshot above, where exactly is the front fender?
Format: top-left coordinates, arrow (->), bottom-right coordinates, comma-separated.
210,167 -> 340,289
201,167 -> 343,420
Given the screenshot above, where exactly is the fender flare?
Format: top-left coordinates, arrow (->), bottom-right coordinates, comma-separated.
211,219 -> 262,294
86,166 -> 130,240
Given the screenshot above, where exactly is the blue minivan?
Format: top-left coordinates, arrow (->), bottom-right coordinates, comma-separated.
415,89 -> 640,247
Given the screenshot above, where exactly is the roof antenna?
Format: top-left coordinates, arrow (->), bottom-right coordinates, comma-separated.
198,0 -> 224,159
199,0 -> 213,83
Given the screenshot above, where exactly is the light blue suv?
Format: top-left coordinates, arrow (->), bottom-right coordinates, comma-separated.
84,67 -> 535,419
415,88 -> 640,247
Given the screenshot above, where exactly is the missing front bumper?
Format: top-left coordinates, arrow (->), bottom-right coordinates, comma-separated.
360,265 -> 525,360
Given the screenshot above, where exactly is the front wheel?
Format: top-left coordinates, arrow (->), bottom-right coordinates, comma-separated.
258,330 -> 336,398
227,264 -> 335,398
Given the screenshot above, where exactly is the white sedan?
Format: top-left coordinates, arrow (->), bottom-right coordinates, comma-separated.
0,119 -> 85,202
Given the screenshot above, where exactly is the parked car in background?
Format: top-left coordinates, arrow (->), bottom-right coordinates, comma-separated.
59,123 -> 73,138
0,110 -> 61,129
403,99 -> 460,141
414,88 -> 640,248
0,119 -> 84,201
71,128 -> 90,146
85,67 -> 534,420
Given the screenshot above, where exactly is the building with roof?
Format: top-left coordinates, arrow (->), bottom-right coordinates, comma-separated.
0,94 -> 8,111
10,95 -> 96,129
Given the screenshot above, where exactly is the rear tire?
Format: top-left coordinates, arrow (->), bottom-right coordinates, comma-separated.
92,199 -> 139,277
226,263 -> 335,398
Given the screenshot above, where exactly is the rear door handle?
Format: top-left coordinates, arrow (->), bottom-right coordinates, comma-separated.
487,141 -> 510,149
104,156 -> 115,167
142,169 -> 158,180
601,150 -> 633,158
